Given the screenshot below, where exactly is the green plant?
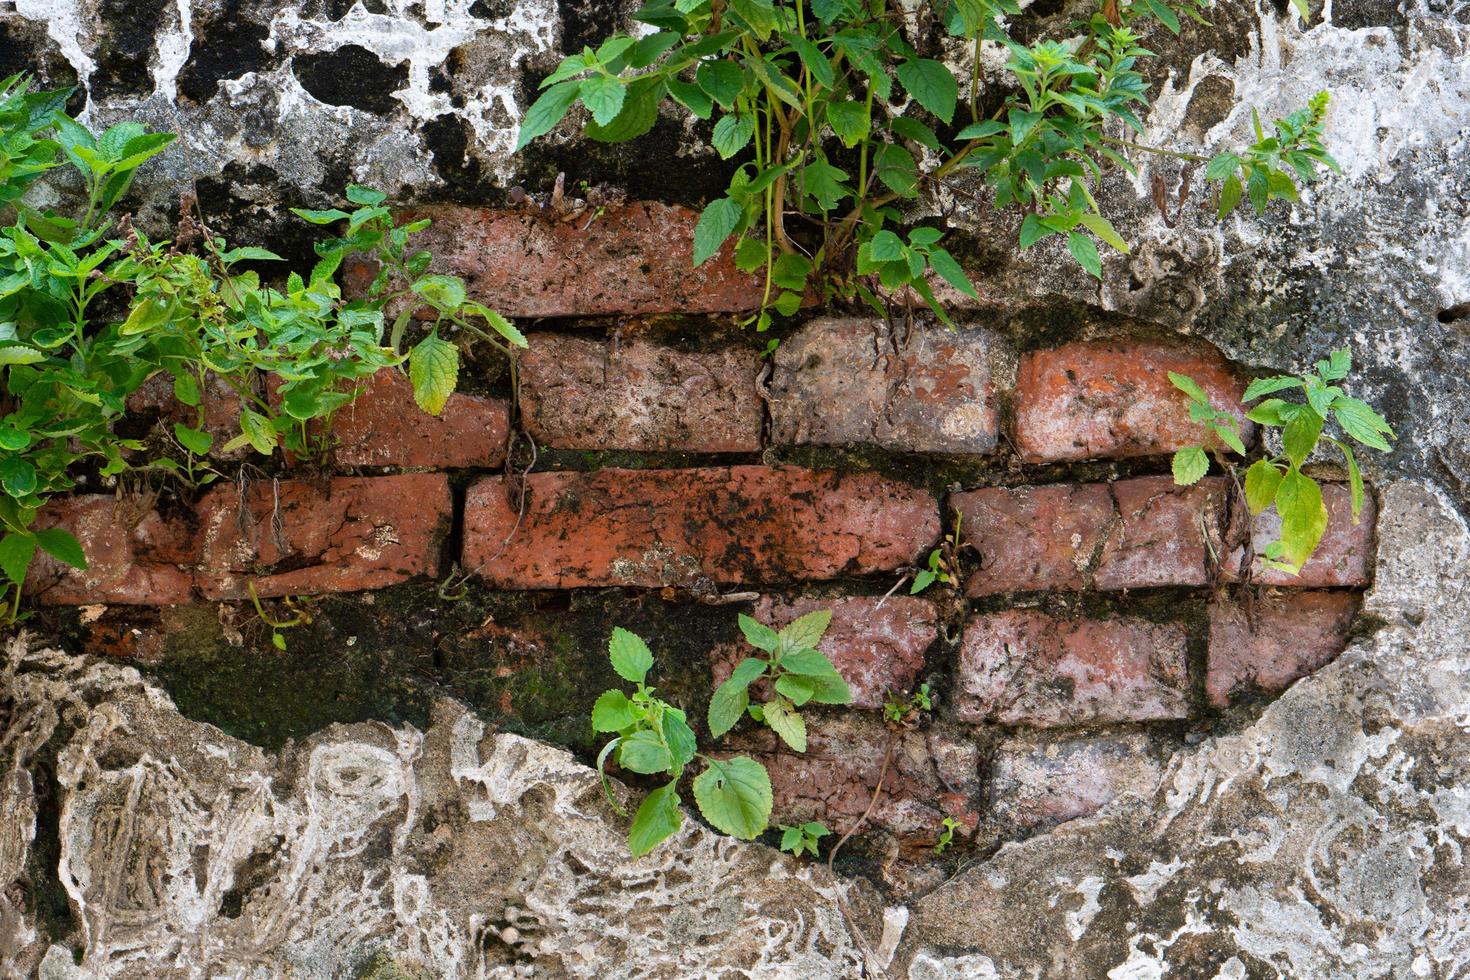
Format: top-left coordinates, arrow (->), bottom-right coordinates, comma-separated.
911,513 -> 962,594
519,0 -> 1334,328
592,627 -> 775,856
248,581 -> 317,651
1169,348 -> 1393,574
883,682 -> 932,724
933,815 -> 961,854
778,820 -> 830,857
709,610 -> 853,751
1205,91 -> 1338,219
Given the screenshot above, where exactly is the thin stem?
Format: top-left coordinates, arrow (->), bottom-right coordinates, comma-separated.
1101,134 -> 1208,163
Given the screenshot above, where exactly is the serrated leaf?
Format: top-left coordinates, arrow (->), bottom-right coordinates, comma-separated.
662,709 -> 697,769
1067,231 -> 1102,279
804,669 -> 852,705
693,197 -> 742,266
172,371 -> 201,407
774,673 -> 815,706
628,781 -> 683,857
0,532 -> 34,584
410,274 -> 466,312
738,613 -> 780,652
1282,407 -> 1323,467
762,696 -> 807,751
711,113 -> 755,159
1242,375 -> 1300,402
515,80 -> 581,150
1217,174 -> 1243,218
696,60 -> 744,109
119,296 -> 172,337
926,248 -> 979,299
409,333 -> 459,416
1078,213 -> 1130,254
173,423 -> 214,455
609,627 -> 654,683
1172,446 -> 1209,485
238,409 -> 277,456
289,207 -> 351,225
466,303 -> 527,348
1205,152 -> 1241,181
591,689 -> 635,732
826,101 -> 869,148
1168,371 -> 1211,405
780,609 -> 831,650
1211,422 -> 1247,456
1327,437 -> 1365,522
693,756 -> 772,839
1243,459 -> 1284,514
0,344 -> 44,365
1276,468 -> 1328,570
619,729 -> 673,774
1334,398 -> 1394,452
1246,397 -> 1292,426
0,456 -> 36,497
709,657 -> 766,738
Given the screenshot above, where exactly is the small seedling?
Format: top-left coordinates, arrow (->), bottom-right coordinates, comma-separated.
884,683 -> 933,725
1170,347 -> 1393,574
778,821 -> 830,858
934,816 -> 962,855
248,581 -> 316,651
910,514 -> 962,594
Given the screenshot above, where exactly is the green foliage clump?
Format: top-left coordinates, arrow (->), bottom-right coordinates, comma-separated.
593,612 -> 851,856
0,74 -> 520,621
520,0 -> 1335,327
1170,348 -> 1393,574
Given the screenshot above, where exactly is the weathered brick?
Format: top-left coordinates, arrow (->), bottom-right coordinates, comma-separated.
726,714 -> 980,844
126,371 -> 248,460
955,609 -> 1190,726
519,334 -> 762,452
462,466 -> 939,589
954,484 -> 1114,595
1207,591 -> 1360,705
988,733 -> 1167,829
766,318 -> 1004,454
1095,476 -> 1227,590
327,369 -> 509,469
710,595 -> 936,709
1228,483 -> 1375,587
344,202 -> 763,316
28,496 -> 196,605
196,474 -> 450,599
1013,339 -> 1253,462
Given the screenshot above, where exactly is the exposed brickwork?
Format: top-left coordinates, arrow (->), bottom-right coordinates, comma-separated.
28,496 -> 196,605
955,484 -> 1114,595
988,733 -> 1167,829
519,334 -> 762,452
1228,484 -> 1376,587
1095,477 -> 1227,590
766,318 -> 1004,454
955,609 -> 1190,726
727,715 -> 980,844
1013,339 -> 1254,462
195,474 -> 451,599
710,595 -> 936,709
327,370 -> 510,469
462,467 -> 939,589
126,371 -> 247,461
344,203 -> 764,316
1207,591 -> 1360,705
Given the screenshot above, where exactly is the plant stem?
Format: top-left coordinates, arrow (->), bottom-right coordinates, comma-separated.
1101,134 -> 1208,163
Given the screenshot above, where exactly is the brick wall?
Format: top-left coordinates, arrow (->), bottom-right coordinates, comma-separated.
34,203 -> 1372,852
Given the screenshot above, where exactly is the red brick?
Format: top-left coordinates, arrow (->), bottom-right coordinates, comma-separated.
1206,591 -> 1359,705
195,474 -> 450,599
988,733 -> 1166,829
1095,476 -> 1228,590
462,466 -> 939,589
726,714 -> 980,844
327,370 -> 509,469
766,318 -> 1004,454
27,496 -> 196,605
1013,339 -> 1254,462
954,484 -> 1114,595
519,334 -> 761,452
710,595 -> 936,709
126,371 -> 248,460
343,202 -> 763,317
955,610 -> 1189,727
1227,483 -> 1375,587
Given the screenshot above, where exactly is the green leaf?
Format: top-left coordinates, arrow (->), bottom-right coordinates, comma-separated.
1171,446 -> 1209,486
0,457 -> 36,498
662,709 -> 698,769
1246,397 -> 1292,426
1242,375 -> 1300,402
1326,437 -> 1365,522
1143,0 -> 1180,33
0,532 -> 35,584
119,296 -> 172,337
1282,406 -> 1323,467
619,729 -> 673,774
801,157 -> 849,211
868,230 -> 905,262
290,207 -> 352,225
628,781 -> 683,857
609,627 -> 655,683
1217,174 -> 1243,218
1276,469 -> 1328,570
1244,459 -> 1284,515
1067,231 -> 1102,279
1334,397 -> 1394,452
773,673 -> 815,706
1211,422 -> 1247,456
780,609 -> 831,650
345,184 -> 387,206
737,613 -> 780,652
173,423 -> 214,455
218,246 -> 285,263
172,372 -> 201,407
711,114 -> 755,159
410,274 -> 467,312
1205,152 -> 1241,181
729,0 -> 777,38
873,143 -> 919,197
1078,213 -> 1130,254
1246,169 -> 1270,214
927,248 -> 979,299
1167,371 -> 1211,405
696,60 -> 744,109
1019,214 -> 1046,249
591,689 -> 636,732
826,101 -> 870,148
0,344 -> 44,365
956,120 -> 1005,140
762,696 -> 807,752
803,669 -> 852,705
709,658 -> 766,738
515,80 -> 581,150
783,32 -> 834,88
34,527 -> 85,571
0,429 -> 29,451
693,197 -> 742,266
693,756 -> 772,840
238,409 -> 277,456
409,333 -> 459,416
